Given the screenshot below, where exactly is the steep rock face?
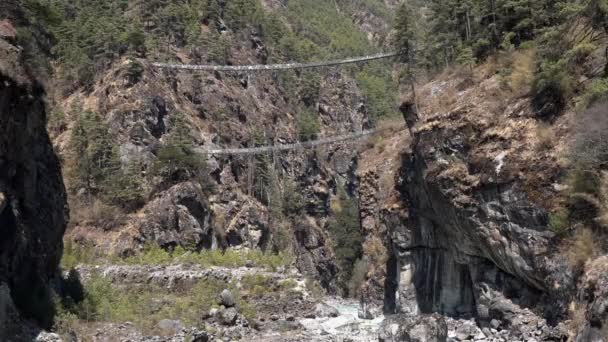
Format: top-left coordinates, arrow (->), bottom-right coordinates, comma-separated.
355,124 -> 410,307
575,256 -> 608,341
0,37 -> 68,333
293,217 -> 338,290
385,75 -> 574,337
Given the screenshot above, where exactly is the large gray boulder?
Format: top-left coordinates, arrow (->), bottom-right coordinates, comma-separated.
220,307 -> 238,326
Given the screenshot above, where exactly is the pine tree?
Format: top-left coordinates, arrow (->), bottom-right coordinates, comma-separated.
297,107 -> 320,142
68,111 -> 121,198
394,2 -> 420,109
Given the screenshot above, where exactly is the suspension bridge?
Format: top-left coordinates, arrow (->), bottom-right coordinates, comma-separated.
151,51 -> 403,72
195,126 -> 405,156
152,51 -> 405,156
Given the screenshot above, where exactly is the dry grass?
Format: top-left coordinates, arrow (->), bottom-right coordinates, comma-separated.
566,228 -> 598,269
598,171 -> 608,228
536,123 -> 555,151
568,301 -> 588,335
507,49 -> 536,95
363,236 -> 388,267
69,198 -> 125,231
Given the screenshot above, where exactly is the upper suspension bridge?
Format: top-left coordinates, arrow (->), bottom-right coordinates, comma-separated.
151,51 -> 403,72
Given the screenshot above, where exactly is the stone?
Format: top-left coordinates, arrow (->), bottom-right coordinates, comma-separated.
219,289 -> 236,307
379,314 -> 448,342
192,331 -> 210,342
314,303 -> 339,318
157,319 -> 183,333
0,19 -> 16,39
34,332 -> 62,342
220,307 -> 238,325
490,320 -> 501,329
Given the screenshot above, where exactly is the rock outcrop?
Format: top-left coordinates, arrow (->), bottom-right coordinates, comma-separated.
138,182 -> 214,251
574,256 -> 608,341
0,32 -> 68,335
384,75 -> 574,338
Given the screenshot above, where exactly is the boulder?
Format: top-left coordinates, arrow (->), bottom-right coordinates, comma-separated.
379,314 -> 447,342
191,330 -> 210,342
219,289 -> 235,307
34,332 -> 62,342
314,303 -> 340,318
157,319 -> 183,334
220,307 -> 238,326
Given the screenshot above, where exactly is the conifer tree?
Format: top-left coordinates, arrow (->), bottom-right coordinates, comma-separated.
327,185 -> 363,296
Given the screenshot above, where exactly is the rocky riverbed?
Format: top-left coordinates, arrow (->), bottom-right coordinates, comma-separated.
31,263 -> 574,342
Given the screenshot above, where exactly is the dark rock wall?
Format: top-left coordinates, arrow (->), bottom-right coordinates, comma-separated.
0,51 -> 68,331
384,104 -> 573,338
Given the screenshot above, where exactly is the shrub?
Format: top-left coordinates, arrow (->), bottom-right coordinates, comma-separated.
567,170 -> 601,196
282,180 -> 305,217
327,186 -> 363,296
347,259 -> 369,299
305,278 -> 325,299
61,241 -> 97,270
297,107 -> 320,142
152,114 -> 210,187
356,65 -> 398,123
549,209 -> 570,234
508,48 -> 536,94
581,79 -> 608,109
536,123 -> 554,150
69,198 -> 126,231
566,228 -> 598,269
124,58 -> 144,85
531,60 -> 572,119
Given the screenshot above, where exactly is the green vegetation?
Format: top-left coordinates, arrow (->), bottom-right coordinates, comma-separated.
297,107 -> 320,142
55,273 -> 254,335
61,242 -> 292,271
326,186 -> 364,297
356,64 -> 399,122
67,110 -> 144,209
152,114 -> 209,186
394,0 -> 608,118
549,209 -> 570,234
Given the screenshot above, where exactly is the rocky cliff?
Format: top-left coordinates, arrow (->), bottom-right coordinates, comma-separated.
0,26 -> 68,337
378,67 -> 608,340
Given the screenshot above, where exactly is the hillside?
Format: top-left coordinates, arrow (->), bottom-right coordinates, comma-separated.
19,0 -> 401,297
